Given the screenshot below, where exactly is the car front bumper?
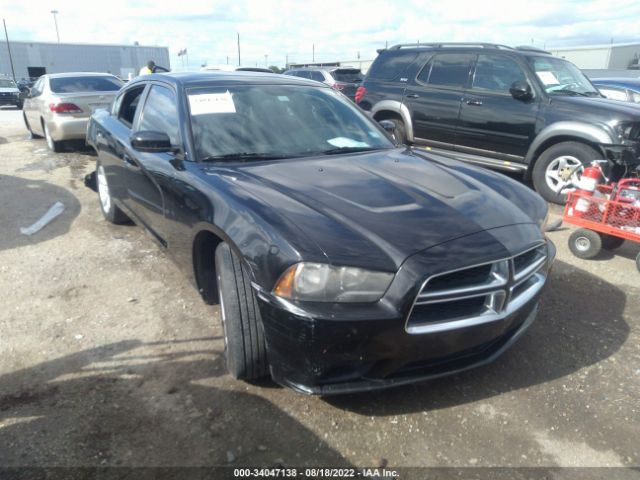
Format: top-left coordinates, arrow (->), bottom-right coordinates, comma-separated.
255,229 -> 555,395
0,96 -> 20,106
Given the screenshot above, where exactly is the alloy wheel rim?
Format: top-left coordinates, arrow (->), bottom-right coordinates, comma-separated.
44,124 -> 54,151
575,236 -> 591,252
97,165 -> 111,213
545,155 -> 584,194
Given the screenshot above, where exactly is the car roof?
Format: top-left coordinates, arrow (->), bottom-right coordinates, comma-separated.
591,78 -> 640,89
45,72 -> 120,79
130,71 -> 328,89
287,66 -> 361,72
379,44 -> 553,58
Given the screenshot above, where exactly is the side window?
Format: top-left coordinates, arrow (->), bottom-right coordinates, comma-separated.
310,71 -> 325,82
597,87 -> 628,102
297,71 -> 311,79
418,53 -> 474,88
138,85 -> 180,146
367,51 -> 419,80
117,86 -> 145,128
472,55 -> 527,93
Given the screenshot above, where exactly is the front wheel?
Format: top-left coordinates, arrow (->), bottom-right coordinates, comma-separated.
388,118 -> 407,145
215,242 -> 269,380
532,142 -> 600,204
23,114 -> 42,139
568,228 -> 602,259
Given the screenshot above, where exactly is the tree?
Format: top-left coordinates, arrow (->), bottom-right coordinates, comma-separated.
268,66 -> 285,74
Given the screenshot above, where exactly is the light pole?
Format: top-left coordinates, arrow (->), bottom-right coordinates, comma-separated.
50,10 -> 60,43
264,54 -> 268,67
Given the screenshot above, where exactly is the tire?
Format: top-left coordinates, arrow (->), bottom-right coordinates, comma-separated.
532,142 -> 601,204
23,114 -> 42,139
215,242 -> 269,380
96,160 -> 130,224
600,234 -> 625,250
389,117 -> 408,145
636,252 -> 640,273
568,228 -> 602,259
43,121 -> 63,153
16,101 -> 23,110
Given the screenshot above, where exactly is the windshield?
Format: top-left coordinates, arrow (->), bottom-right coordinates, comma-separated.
0,79 -> 17,88
188,85 -> 394,161
49,76 -> 123,93
331,69 -> 364,83
527,56 -> 600,96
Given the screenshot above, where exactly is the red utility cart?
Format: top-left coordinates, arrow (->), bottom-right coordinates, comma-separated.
563,178 -> 640,272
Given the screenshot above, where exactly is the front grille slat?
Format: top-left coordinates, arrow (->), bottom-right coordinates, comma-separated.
406,243 -> 548,335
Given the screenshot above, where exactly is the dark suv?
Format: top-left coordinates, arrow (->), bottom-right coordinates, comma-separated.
356,43 -> 640,203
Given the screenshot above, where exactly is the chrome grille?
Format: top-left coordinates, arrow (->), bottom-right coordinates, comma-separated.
406,243 -> 548,334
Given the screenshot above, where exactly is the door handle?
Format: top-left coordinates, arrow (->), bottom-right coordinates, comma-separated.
465,98 -> 483,106
405,93 -> 420,99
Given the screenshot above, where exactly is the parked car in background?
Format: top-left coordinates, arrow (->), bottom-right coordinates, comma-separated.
591,78 -> 640,104
86,71 -> 554,394
284,67 -> 364,101
201,64 -> 273,73
22,72 -> 123,152
356,43 -> 640,204
0,77 -> 23,109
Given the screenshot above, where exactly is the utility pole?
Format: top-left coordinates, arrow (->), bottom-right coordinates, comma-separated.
237,32 -> 241,66
285,54 -> 288,68
3,19 -> 16,81
312,43 -> 315,62
51,10 -> 60,43
226,55 -> 229,65
264,54 -> 268,67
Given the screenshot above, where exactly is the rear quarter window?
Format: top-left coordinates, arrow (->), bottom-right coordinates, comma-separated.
331,69 -> 364,83
367,51 -> 419,81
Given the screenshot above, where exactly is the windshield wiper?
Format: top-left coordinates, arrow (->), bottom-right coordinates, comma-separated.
550,89 -> 590,97
320,146 -> 381,155
200,153 -> 289,162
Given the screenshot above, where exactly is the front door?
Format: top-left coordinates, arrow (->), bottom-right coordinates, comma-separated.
456,53 -> 540,160
402,53 -> 474,147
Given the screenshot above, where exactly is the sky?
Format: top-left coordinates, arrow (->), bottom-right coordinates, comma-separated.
1,0 -> 639,70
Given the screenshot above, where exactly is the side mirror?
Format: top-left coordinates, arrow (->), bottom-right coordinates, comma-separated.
510,81 -> 533,101
130,131 -> 172,153
378,119 -> 396,135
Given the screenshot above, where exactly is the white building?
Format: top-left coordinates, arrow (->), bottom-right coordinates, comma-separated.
0,40 -> 170,80
548,42 -> 640,70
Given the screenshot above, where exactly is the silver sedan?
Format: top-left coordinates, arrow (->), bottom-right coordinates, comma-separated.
22,72 -> 123,152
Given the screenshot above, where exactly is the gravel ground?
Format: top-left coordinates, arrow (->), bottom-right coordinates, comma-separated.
0,107 -> 638,474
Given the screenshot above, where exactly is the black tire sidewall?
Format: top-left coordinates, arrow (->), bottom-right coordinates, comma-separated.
533,142 -> 600,205
391,118 -> 407,145
96,159 -> 128,224
568,229 -> 602,259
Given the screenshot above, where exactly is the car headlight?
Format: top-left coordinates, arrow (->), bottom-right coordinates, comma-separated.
613,122 -> 635,141
273,263 -> 394,303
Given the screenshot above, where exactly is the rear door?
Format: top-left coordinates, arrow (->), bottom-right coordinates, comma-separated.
457,53 -> 540,159
402,53 -> 474,147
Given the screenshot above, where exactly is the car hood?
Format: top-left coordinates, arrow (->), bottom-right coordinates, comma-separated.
551,95 -> 640,118
208,148 -> 544,271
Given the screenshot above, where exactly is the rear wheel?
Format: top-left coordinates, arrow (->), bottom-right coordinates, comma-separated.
568,228 -> 602,259
215,242 -> 269,380
600,234 -> 625,250
43,122 -> 63,152
23,114 -> 42,139
96,160 -> 130,224
532,142 -> 600,204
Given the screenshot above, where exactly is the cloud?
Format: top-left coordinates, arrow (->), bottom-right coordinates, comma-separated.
1,0 -> 638,69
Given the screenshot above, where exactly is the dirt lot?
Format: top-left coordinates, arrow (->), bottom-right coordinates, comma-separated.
0,107 -> 638,473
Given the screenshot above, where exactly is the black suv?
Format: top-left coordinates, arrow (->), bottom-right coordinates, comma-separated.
356,43 -> 640,203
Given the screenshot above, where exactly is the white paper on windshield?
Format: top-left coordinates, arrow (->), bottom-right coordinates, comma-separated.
536,71 -> 559,85
189,91 -> 236,115
327,137 -> 369,148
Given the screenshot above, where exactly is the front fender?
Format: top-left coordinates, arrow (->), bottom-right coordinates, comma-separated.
525,121 -> 615,165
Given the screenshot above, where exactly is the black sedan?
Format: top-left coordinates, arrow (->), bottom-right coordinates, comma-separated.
86,71 -> 555,394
